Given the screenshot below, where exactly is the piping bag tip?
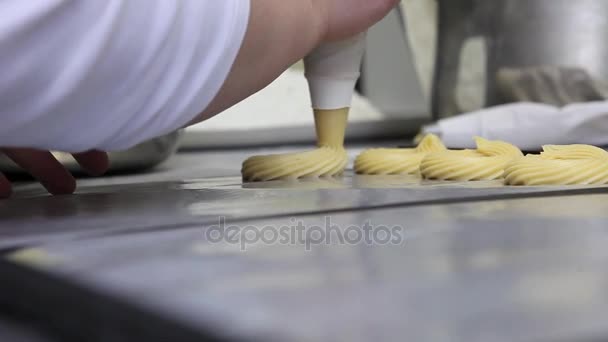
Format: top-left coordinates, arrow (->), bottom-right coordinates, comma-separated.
304,33 -> 366,110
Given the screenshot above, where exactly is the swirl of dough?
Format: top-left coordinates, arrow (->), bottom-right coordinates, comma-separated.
242,146 -> 348,181
242,108 -> 350,182
354,134 -> 446,175
504,144 -> 608,185
415,134 -> 446,153
540,144 -> 608,160
420,137 -> 523,181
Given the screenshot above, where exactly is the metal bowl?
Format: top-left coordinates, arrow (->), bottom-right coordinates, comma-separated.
0,130 -> 183,174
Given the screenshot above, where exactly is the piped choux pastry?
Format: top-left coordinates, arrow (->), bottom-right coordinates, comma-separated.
504,144 -> 608,185
354,134 -> 446,175
242,34 -> 366,182
420,137 -> 523,181
242,108 -> 349,181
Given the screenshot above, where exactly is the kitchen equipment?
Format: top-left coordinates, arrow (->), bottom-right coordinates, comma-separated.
496,66 -> 608,105
0,131 -> 183,174
432,0 -> 608,119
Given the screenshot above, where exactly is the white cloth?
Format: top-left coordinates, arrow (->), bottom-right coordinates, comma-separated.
0,0 -> 250,152
422,101 -> 608,150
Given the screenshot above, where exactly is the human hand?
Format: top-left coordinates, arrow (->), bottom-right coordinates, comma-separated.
0,149 -> 109,198
313,0 -> 401,41
0,0 -> 396,199
194,0 -> 399,123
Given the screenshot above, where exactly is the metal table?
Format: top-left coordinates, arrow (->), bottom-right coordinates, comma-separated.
1,149 -> 608,342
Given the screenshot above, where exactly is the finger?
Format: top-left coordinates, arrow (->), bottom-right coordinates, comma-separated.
0,172 -> 12,198
2,148 -> 76,195
72,150 -> 110,176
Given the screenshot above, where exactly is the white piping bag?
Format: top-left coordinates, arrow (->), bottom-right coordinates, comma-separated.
304,33 -> 366,110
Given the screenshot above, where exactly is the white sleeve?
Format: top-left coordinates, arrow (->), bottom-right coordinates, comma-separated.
0,0 -> 250,152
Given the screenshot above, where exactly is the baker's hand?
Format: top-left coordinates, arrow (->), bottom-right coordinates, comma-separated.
194,0 -> 400,123
313,0 -> 401,41
0,149 -> 109,198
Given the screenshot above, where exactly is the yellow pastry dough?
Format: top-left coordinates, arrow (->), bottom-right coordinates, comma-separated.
504,144 -> 608,185
420,137 -> 523,181
242,109 -> 349,182
354,134 -> 446,175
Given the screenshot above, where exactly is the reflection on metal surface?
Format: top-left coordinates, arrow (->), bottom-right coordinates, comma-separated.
208,270 -> 328,294
516,271 -> 602,309
468,250 -> 502,271
174,177 -> 242,190
5,144 -> 608,342
190,242 -> 247,256
6,248 -> 62,269
352,174 -> 507,188
242,177 -> 347,190
2,174 -> 608,251
352,174 -> 422,188
2,196 -> 608,341
241,173 -> 511,190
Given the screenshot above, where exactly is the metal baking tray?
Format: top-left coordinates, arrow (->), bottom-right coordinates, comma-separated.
2,171 -> 608,249
3,192 -> 608,342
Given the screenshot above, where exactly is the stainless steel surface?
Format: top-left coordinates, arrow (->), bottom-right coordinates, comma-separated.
431,0 -> 608,118
0,130 -> 182,173
2,148 -> 608,341
3,194 -> 608,342
2,167 -> 606,249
